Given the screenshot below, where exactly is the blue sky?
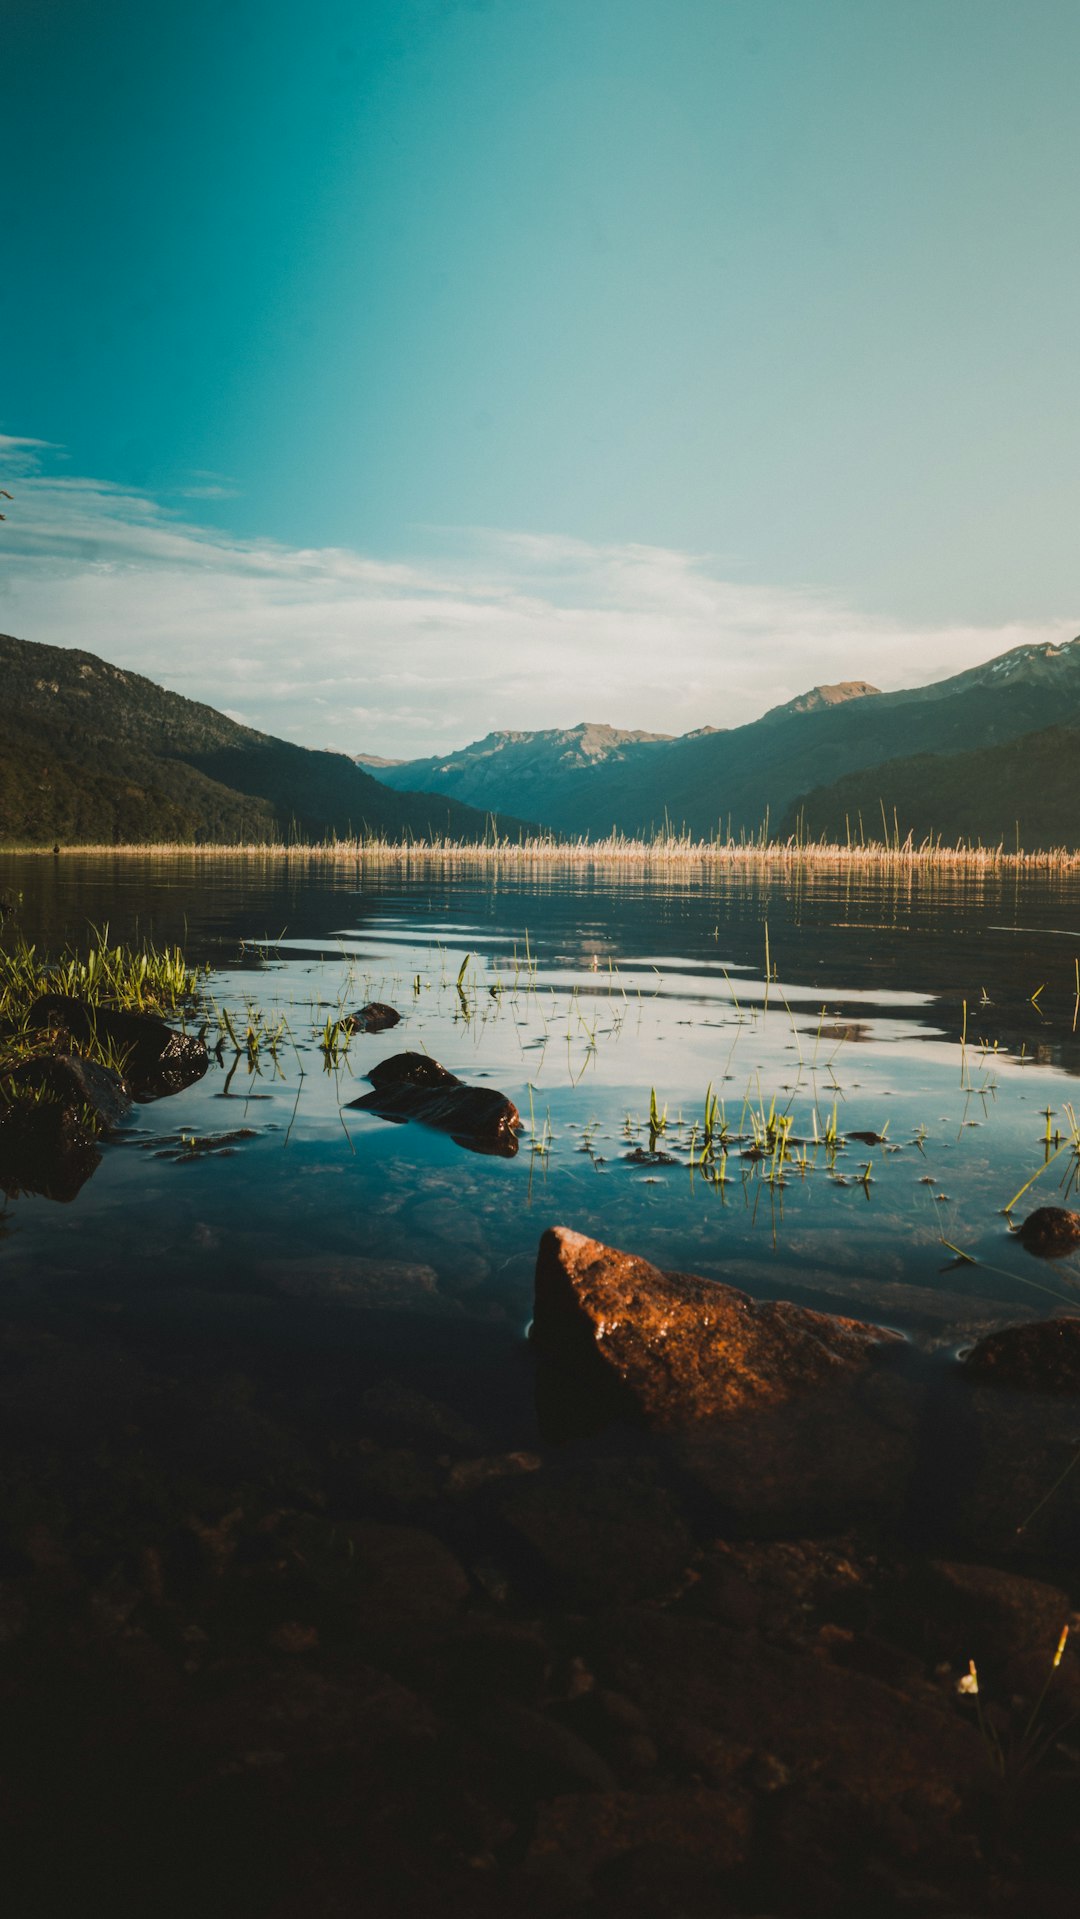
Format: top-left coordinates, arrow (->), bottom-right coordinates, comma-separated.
2,0 -> 1078,752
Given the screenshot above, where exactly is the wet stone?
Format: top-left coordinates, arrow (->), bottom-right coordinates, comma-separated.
1015,1206 -> 1080,1258
962,1315 -> 1080,1391
348,1052 -> 521,1158
27,994 -> 208,1099
0,1093 -> 101,1202
532,1226 -> 903,1425
343,1002 -> 401,1033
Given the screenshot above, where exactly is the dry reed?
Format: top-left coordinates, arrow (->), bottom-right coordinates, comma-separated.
6,833 -> 1080,873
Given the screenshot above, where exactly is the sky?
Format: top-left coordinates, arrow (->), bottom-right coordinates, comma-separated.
2,0 -> 1078,755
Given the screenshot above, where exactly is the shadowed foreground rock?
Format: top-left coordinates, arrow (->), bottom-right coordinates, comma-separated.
0,1054 -> 130,1201
348,1052 -> 521,1157
28,994 -> 208,1099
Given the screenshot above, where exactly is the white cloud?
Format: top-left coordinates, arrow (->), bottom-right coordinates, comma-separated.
0,455 -> 1075,757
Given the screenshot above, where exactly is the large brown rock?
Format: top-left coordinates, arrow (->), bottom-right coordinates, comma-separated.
533,1227 -> 901,1426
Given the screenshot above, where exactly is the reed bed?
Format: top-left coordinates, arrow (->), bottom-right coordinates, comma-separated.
6,833 -> 1080,873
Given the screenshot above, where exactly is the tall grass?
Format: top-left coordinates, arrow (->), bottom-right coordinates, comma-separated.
8,832 -> 1080,872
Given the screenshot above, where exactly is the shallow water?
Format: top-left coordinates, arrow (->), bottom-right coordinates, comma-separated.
4,850 -> 1080,1396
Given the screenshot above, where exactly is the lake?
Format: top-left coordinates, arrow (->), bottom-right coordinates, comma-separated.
4,849 -> 1080,1350
3,848 -> 1080,1916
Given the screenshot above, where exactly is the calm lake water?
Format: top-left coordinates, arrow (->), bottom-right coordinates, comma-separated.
4,850 -> 1080,1403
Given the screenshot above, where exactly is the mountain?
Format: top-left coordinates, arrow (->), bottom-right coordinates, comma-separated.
760,681 -> 880,723
0,634 -> 531,846
361,639 -> 1080,841
781,724 -> 1080,849
366,723 -> 673,825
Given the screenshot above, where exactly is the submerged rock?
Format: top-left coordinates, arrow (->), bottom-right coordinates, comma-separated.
343,1002 -> 401,1033
28,994 -> 207,1099
532,1226 -> 901,1425
347,1052 -> 521,1157
0,1054 -> 130,1201
1014,1205 -> 1080,1258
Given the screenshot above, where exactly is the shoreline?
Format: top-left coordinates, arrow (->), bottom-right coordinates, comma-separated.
5,836 -> 1080,873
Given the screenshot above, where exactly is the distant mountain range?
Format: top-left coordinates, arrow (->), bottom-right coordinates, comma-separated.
5,628 -> 1080,850
0,634 -> 529,846
358,642 -> 1080,847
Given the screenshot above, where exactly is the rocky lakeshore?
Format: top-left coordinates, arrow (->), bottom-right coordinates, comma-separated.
2,1212 -> 1080,1917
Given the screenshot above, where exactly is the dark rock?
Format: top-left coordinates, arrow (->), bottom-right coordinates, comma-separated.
921,1560 -> 1075,1701
27,994 -> 207,1099
271,1516 -> 471,1632
2,1052 -> 131,1129
495,1454 -> 693,1607
606,1612 -> 984,1819
527,1788 -> 753,1899
478,1701 -> 618,1796
0,1053 -> 130,1200
943,1377 -> 1080,1557
400,1619 -> 551,1710
962,1316 -> 1080,1390
343,1002 -> 401,1033
191,1661 -> 440,1765
347,1051 -> 521,1157
259,1254 -> 448,1312
1015,1205 -> 1080,1258
360,1379 -> 483,1453
532,1227 -> 902,1425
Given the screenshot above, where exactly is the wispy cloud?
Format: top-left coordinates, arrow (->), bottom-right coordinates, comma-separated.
0,450 -> 1075,757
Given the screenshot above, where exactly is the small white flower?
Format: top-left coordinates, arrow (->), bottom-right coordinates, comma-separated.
957,1659 -> 979,1696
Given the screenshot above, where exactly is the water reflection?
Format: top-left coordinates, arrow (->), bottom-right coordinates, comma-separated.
2,850 -> 1080,1349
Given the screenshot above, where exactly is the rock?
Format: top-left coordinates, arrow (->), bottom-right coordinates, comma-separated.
1015,1206 -> 1080,1258
962,1316 -> 1080,1390
495,1454 -> 693,1607
192,1661 -> 439,1764
0,1053 -> 129,1200
400,1618 -> 551,1710
273,1516 -> 471,1631
347,1052 -> 521,1157
532,1230 -> 917,1529
27,994 -> 207,1099
478,1701 -> 618,1796
261,1255 -> 448,1312
605,1612 -> 984,1819
921,1560 -> 1075,1697
527,1788 -> 753,1900
532,1227 -> 902,1426
344,1002 -> 401,1033
360,1380 -> 483,1453
2,1051 -> 131,1129
942,1377 -> 1080,1557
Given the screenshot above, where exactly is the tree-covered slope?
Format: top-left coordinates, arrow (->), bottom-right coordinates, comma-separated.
0,635 -> 531,844
781,724 -> 1080,850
